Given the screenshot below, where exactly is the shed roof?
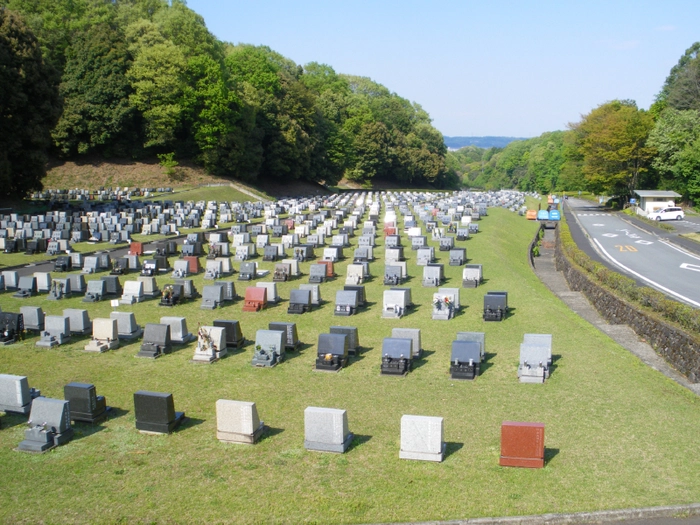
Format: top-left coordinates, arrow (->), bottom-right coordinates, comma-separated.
633,190 -> 681,198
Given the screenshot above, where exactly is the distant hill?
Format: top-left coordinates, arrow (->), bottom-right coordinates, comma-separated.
443,136 -> 528,150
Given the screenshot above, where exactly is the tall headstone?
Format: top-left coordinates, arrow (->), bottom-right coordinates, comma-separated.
499,421 -> 545,468
0,374 -> 40,415
304,407 -> 353,453
64,382 -> 108,424
216,400 -> 265,444
399,415 -> 445,462
133,391 -> 185,434
84,318 -> 120,352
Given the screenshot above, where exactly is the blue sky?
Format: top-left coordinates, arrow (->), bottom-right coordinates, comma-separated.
185,0 -> 700,138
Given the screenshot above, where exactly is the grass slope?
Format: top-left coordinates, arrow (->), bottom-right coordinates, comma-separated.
0,203 -> 699,524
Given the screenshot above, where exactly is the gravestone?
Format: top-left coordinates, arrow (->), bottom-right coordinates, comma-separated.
68,274 -> 87,295
120,280 -> 145,305
455,332 -> 486,360
110,311 -> 142,340
2,271 -> 18,290
416,247 -> 434,266
137,323 -> 172,358
63,309 -> 92,335
523,334 -> 553,365
304,407 -> 353,453
256,282 -> 279,303
213,319 -> 245,350
82,256 -> 99,274
449,248 -> 466,266
201,285 -> 224,310
462,264 -> 483,288
287,289 -> 311,314
193,325 -> 226,363
380,338 -> 413,376
382,289 -> 407,319
174,278 -> 198,299
344,285 -> 365,307
13,276 -> 37,298
243,287 -> 267,312
315,333 -> 348,371
171,260 -> 189,278
399,415 -> 445,462
269,322 -> 300,350
450,341 -> 481,380
299,283 -> 321,306
345,264 -> 364,286
384,265 -> 402,286
0,374 -> 40,414
159,317 -> 194,344
391,328 -> 422,358
137,276 -> 160,298
308,264 -> 326,284
500,421 -> 545,468
83,279 -> 106,303
101,275 -> 122,296
133,391 -> 185,434
216,400 -> 265,444
20,306 -> 44,332
432,292 -> 456,321
204,259 -> 222,280
518,343 -> 550,383
36,315 -> 71,347
0,312 -> 24,345
84,318 -> 120,352
334,290 -> 358,316
421,264 -> 443,287
238,261 -> 257,281
483,291 -> 508,321
214,281 -> 237,302
17,398 -> 73,453
64,382 -> 108,424
251,329 -> 285,367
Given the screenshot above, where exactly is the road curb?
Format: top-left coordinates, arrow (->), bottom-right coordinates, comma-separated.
371,503 -> 700,525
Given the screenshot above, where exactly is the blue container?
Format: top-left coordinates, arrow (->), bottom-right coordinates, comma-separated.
537,210 -> 550,221
548,210 -> 561,221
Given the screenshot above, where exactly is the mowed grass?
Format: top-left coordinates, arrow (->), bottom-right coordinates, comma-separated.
0,204 -> 699,524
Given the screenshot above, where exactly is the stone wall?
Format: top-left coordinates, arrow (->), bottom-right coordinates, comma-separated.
554,229 -> 700,383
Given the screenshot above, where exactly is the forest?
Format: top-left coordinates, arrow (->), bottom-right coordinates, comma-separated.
447,43 -> 700,204
0,0 -> 454,198
2,0 -> 700,202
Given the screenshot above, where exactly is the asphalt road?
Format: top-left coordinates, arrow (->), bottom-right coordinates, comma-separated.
566,198 -> 700,308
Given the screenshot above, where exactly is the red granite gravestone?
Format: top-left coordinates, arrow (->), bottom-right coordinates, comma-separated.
319,260 -> 335,277
184,256 -> 201,274
242,287 -> 267,312
128,242 -> 143,256
499,421 -> 545,468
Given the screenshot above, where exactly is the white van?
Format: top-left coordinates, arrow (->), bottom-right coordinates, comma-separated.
648,207 -> 684,221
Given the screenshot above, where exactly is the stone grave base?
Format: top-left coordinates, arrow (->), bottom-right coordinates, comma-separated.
305,432 -> 353,453
217,422 -> 265,444
400,442 -> 446,462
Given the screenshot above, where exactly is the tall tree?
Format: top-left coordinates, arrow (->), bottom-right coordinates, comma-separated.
0,9 -> 61,197
568,100 -> 656,197
657,42 -> 700,112
52,23 -> 136,156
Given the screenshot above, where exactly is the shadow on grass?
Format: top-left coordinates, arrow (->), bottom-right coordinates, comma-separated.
179,416 -> 206,431
480,352 -> 497,374
348,433 -> 372,451
412,349 -> 434,370
106,406 -> 130,421
549,354 -> 562,374
545,447 -> 559,465
72,422 -> 108,441
444,441 -> 463,460
258,426 -> 284,443
1,413 -> 30,429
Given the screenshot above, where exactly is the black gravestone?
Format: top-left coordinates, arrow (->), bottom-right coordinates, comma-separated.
64,382 -> 109,423
315,333 -> 348,372
450,341 -> 481,380
133,391 -> 185,434
137,324 -> 172,358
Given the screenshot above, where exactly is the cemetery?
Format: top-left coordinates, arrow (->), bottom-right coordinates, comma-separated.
0,189 -> 699,523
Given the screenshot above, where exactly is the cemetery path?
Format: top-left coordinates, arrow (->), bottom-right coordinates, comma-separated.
532,227 -> 700,397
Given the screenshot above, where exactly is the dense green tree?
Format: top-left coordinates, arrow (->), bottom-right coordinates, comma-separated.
52,23 -> 136,156
647,108 -> 700,201
0,9 -> 61,197
657,42 -> 700,112
568,100 -> 656,197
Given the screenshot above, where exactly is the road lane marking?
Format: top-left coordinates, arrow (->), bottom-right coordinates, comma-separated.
680,263 -> 700,272
602,233 -> 618,237
658,239 -> 700,262
635,240 -> 653,245
593,239 -> 700,308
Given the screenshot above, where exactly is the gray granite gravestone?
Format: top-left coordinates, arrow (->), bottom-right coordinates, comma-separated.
158,316 -> 193,344
334,290 -> 358,316
421,264 -> 443,287
251,329 -> 285,367
329,326 -> 360,356
213,319 -> 244,350
308,264 -> 326,283
13,276 -> 37,298
17,397 -> 73,453
288,289 -> 311,314
36,315 -> 71,347
133,391 -> 185,434
455,332 -> 485,360
110,311 -> 142,340
299,283 -> 321,306
63,309 -> 92,335
20,306 -> 44,332
399,415 -> 445,462
216,400 -> 265,444
137,276 -> 159,298
201,285 -> 224,310
523,334 -> 553,365
83,279 -> 106,302
518,343 -> 550,383
256,282 -> 279,303
0,374 -> 40,414
120,280 -> 145,305
462,264 -> 483,288
268,322 -> 300,350
391,328 -> 422,358
192,325 -> 225,363
483,291 -> 508,321
304,407 -> 353,453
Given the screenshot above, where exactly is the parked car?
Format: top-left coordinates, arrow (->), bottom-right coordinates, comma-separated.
647,207 -> 685,221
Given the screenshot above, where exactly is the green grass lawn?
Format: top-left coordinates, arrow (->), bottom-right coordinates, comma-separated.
0,203 -> 699,524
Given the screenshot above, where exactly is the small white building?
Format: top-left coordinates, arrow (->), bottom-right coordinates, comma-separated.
633,190 -> 681,216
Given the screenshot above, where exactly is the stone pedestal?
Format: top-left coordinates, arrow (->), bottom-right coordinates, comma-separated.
399,415 -> 445,462
304,407 -> 352,453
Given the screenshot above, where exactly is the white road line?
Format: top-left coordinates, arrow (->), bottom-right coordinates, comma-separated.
593,239 -> 700,308
658,239 -> 700,262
